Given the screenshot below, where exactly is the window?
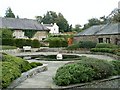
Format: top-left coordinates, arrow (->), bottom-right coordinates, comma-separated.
98,38 -> 103,43
106,38 -> 110,43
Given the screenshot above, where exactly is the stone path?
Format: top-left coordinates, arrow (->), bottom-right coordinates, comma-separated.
15,53 -> 116,88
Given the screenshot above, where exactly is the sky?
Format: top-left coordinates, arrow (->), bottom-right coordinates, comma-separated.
0,0 -> 119,27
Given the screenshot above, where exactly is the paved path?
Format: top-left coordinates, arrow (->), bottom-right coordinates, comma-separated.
15,53 -> 115,88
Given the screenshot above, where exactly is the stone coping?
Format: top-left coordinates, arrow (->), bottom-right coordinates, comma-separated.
51,76 -> 120,89
7,64 -> 48,89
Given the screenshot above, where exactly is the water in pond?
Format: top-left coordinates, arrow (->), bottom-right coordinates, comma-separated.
28,54 -> 84,61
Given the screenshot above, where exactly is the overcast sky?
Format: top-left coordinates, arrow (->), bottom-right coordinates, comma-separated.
0,0 -> 119,27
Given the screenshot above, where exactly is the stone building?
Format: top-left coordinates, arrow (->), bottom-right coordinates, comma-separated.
74,23 -> 120,45
0,17 -> 49,41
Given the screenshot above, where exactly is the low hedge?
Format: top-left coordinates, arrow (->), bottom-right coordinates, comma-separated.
30,62 -> 43,68
2,54 -> 43,88
2,62 -> 21,88
53,57 -> 117,86
90,48 -> 115,53
2,38 -> 41,48
95,43 -> 119,48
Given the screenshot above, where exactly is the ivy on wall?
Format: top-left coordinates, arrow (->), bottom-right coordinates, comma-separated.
23,30 -> 37,38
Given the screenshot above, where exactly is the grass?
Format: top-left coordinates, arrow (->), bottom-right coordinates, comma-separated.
0,45 -> 17,50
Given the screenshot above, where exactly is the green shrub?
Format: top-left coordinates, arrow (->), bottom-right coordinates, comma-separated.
53,57 -> 115,86
90,48 -> 117,54
77,58 -> 114,80
110,60 -> 120,75
2,38 -> 15,46
79,41 -> 97,49
30,62 -> 43,68
2,62 -> 21,88
15,39 -> 26,48
2,54 -> 32,72
49,37 -> 68,47
66,43 -> 79,50
95,43 -> 118,48
53,63 -> 95,86
31,39 -> 40,48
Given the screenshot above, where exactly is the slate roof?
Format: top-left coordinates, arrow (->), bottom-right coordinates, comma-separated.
0,17 -> 49,31
76,23 -> 120,36
44,24 -> 53,27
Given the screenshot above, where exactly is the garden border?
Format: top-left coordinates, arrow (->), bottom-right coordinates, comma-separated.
7,64 -> 48,89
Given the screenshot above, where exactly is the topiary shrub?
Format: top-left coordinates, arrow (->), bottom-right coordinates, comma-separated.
66,43 -> 79,50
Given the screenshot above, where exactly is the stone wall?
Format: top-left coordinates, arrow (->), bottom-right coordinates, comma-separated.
74,34 -> 120,45
33,31 -> 48,41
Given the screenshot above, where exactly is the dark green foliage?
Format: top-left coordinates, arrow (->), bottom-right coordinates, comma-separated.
90,48 -> 115,53
53,63 -> 95,86
31,39 -> 40,48
66,41 -> 96,50
53,57 -> 116,86
2,62 -> 21,88
2,54 -> 43,88
77,58 -> 114,80
23,30 -> 37,38
79,41 -> 97,49
2,54 -> 32,72
30,62 -> 43,68
2,38 -> 15,46
49,37 -> 68,47
15,39 -> 26,48
4,7 -> 15,18
66,43 -> 79,50
36,11 -> 71,32
1,28 -> 13,39
95,43 -> 118,48
110,60 -> 120,75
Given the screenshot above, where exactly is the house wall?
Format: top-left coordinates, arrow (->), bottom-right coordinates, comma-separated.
33,31 -> 48,41
74,34 -> 120,45
13,30 -> 26,39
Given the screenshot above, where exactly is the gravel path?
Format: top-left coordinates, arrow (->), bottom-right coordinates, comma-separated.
15,53 -> 118,89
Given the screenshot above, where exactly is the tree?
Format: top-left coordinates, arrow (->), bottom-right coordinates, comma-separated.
4,7 -> 15,18
72,24 -> 82,32
112,11 -> 120,23
0,28 -> 13,38
36,11 -> 71,32
83,18 -> 102,30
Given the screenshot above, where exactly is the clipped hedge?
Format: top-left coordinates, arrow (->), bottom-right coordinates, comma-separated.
95,43 -> 119,48
2,54 -> 43,88
30,62 -> 43,68
53,57 -> 116,86
79,41 -> 97,49
90,48 -> 115,53
2,38 -> 15,46
2,38 -> 41,48
48,37 -> 68,47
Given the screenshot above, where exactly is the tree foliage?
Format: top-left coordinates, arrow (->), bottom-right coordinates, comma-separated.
4,7 -> 15,18
0,28 -> 13,39
36,11 -> 72,32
